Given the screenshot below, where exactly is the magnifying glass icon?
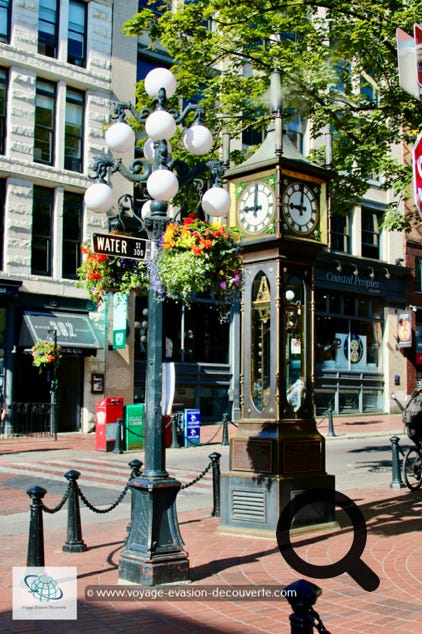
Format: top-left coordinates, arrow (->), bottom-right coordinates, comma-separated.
276,489 -> 380,592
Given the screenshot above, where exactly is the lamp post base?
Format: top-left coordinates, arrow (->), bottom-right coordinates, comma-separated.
118,475 -> 190,586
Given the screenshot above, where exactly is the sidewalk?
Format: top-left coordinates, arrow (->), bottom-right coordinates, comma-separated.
0,412 -> 405,455
1,414 -> 420,634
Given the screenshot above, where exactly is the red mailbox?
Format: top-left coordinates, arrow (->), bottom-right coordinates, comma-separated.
95,397 -> 124,451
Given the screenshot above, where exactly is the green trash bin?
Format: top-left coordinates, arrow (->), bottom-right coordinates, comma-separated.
125,404 -> 144,450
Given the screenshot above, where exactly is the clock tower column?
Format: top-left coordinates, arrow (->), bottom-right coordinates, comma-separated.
219,124 -> 336,537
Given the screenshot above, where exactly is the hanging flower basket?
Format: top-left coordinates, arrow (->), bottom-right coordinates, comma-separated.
31,340 -> 61,371
77,241 -> 150,304
77,217 -> 243,315
153,216 -> 242,308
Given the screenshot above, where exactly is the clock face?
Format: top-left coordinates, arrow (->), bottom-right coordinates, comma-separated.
238,182 -> 275,234
282,181 -> 319,235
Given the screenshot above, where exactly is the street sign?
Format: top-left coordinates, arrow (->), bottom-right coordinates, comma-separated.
412,130 -> 422,217
183,409 -> 200,447
415,23 -> 422,88
396,27 -> 420,99
92,233 -> 150,260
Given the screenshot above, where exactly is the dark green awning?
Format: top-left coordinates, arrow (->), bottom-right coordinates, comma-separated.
19,310 -> 101,350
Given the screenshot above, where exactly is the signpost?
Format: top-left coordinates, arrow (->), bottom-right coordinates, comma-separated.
92,233 -> 150,260
412,131 -> 422,218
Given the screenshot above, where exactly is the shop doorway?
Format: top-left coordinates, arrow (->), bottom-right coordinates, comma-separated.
12,351 -> 83,431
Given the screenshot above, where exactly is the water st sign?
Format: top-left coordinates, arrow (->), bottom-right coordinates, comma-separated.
412,130 -> 422,217
92,233 -> 149,260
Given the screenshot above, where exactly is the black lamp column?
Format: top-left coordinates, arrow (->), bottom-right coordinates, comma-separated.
48,327 -> 58,441
84,68 -> 231,586
119,206 -> 189,586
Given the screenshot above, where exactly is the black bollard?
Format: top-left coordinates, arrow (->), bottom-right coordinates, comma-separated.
170,413 -> 180,449
27,485 -> 47,566
284,579 -> 326,634
113,418 -> 124,454
63,470 -> 87,552
390,436 -> 405,489
127,459 -> 143,533
209,451 -> 221,517
327,405 -> 336,437
221,413 -> 230,446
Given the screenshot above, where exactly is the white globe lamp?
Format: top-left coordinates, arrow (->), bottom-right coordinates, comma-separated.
201,187 -> 231,217
105,121 -> 135,153
183,125 -> 213,155
147,169 -> 179,201
144,67 -> 177,99
141,200 -> 152,217
145,110 -> 176,141
84,182 -> 114,213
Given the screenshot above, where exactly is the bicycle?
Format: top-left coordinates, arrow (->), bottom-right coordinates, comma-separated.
401,389 -> 422,490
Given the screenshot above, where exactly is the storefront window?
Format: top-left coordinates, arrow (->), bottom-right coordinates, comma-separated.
135,298 -> 230,363
316,292 -> 382,372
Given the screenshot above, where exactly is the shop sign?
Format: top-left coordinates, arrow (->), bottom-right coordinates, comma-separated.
397,311 -> 412,348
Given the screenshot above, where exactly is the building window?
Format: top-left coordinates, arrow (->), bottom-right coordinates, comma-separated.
32,186 -> 54,276
34,80 -> 56,165
62,192 -> 83,278
68,0 -> 87,67
138,0 -> 166,14
65,89 -> 84,172
285,114 -> 306,153
361,206 -> 382,259
0,179 -> 5,270
0,0 -> 11,43
38,0 -> 59,58
416,257 -> 422,293
331,213 -> 350,253
0,68 -> 7,155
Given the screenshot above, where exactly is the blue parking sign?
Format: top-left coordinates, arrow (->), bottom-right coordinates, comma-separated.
184,409 -> 200,447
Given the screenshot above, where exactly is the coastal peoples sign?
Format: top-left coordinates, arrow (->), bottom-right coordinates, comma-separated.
325,271 -> 381,293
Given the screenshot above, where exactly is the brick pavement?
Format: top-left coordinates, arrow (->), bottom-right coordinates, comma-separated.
1,414 -> 421,634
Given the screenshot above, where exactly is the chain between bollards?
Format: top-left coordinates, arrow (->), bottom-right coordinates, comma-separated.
390,436 -> 406,489
26,460 -> 141,565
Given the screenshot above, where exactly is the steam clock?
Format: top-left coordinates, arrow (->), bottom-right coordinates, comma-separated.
220,122 -> 336,536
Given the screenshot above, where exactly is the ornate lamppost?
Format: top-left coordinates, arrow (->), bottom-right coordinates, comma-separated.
84,68 -> 230,585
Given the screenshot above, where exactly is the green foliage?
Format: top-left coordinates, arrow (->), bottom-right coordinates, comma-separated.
31,341 -> 61,372
155,216 -> 242,315
125,0 -> 422,223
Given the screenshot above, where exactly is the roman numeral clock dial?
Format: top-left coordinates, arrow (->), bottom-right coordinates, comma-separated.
281,181 -> 319,236
238,182 -> 275,234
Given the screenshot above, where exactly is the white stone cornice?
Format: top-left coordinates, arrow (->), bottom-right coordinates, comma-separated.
0,156 -> 91,191
0,44 -> 112,92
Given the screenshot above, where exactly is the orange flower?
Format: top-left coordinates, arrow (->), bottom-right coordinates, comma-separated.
200,238 -> 213,249
191,245 -> 202,256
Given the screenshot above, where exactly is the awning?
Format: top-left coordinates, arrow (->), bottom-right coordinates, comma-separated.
19,310 -> 102,350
